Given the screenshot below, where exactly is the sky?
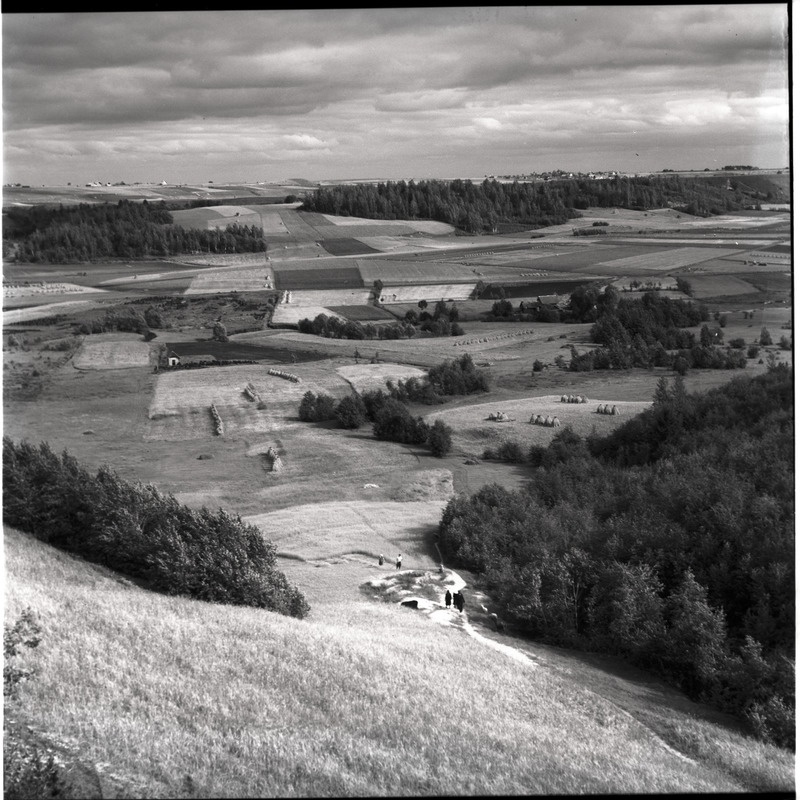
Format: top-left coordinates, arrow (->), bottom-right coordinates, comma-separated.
2,6 -> 790,186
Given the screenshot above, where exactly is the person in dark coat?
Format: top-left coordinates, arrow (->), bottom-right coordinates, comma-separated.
444,589 -> 452,608
454,591 -> 464,613
396,553 -> 402,570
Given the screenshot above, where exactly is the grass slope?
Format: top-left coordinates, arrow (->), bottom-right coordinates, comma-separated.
5,527 -> 793,797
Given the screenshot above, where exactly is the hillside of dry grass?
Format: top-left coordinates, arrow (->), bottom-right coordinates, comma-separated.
4,527 -> 794,797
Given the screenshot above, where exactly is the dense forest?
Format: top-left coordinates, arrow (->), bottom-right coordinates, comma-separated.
3,199 -> 266,262
301,175 -> 767,233
2,438 -> 309,618
438,367 -> 794,748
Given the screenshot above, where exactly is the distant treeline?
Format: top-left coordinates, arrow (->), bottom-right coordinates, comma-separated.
301,176 -> 766,233
4,199 -> 266,262
439,367 -> 795,748
3,438 -> 309,618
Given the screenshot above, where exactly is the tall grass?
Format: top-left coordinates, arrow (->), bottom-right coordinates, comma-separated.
5,528 -> 793,797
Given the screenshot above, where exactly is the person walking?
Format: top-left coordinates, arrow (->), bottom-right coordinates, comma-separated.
396,553 -> 402,570
444,589 -> 452,609
378,554 -> 384,566
453,591 -> 463,613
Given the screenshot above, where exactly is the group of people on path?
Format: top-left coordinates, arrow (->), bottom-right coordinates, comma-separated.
444,588 -> 465,613
378,554 -> 403,569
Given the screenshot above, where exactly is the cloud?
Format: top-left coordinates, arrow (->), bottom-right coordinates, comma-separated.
2,6 -> 789,183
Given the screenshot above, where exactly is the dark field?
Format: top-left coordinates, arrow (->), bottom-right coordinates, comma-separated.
3,261 -> 197,287
272,266 -> 365,290
320,239 -> 380,256
164,339 -> 321,363
478,279 -> 591,299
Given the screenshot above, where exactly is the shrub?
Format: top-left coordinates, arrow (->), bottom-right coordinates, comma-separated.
747,345 -> 760,359
496,440 -> 526,463
759,327 -> 773,346
729,337 -> 746,349
428,420 -> 453,457
373,399 -> 429,445
779,335 -> 791,350
4,608 -> 41,697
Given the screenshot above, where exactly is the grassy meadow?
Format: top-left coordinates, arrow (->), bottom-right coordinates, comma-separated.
6,528 -> 794,797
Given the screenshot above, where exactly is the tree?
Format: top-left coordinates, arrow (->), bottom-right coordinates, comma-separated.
212,321 -> 228,343
664,569 -> 728,694
335,394 -> 367,429
760,327 -> 773,346
428,420 -> 453,457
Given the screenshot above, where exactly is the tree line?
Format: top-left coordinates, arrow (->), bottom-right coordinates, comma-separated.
301,175 -> 765,233
438,367 -> 794,748
4,199 -> 266,262
2,438 -> 309,618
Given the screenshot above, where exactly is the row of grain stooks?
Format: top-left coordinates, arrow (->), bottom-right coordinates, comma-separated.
268,368 -> 300,383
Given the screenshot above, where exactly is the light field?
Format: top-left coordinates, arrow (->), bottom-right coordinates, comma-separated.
270,304 -> 348,327
336,363 -> 428,393
596,247 -> 745,272
73,339 -> 153,370
426,395 -> 652,457
380,283 -> 476,303
359,258 -> 479,285
146,364 -> 350,441
183,266 -> 273,294
245,499 -> 449,562
318,214 -> 454,235
2,299 -> 103,325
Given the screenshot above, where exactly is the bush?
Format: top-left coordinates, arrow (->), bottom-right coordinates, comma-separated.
496,440 -> 526,463
779,335 -> 791,350
759,327 -> 773,346
747,345 -> 760,359
373,399 -> 429,445
428,420 -> 453,457
729,337 -> 746,349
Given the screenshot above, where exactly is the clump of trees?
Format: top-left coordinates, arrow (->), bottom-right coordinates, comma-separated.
2,438 -> 309,618
4,200 -> 266,263
438,367 -> 794,748
297,314 -> 416,340
298,300 -> 463,341
296,357 -> 480,457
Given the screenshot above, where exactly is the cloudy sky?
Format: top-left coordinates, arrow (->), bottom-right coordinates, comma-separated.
3,6 -> 790,185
